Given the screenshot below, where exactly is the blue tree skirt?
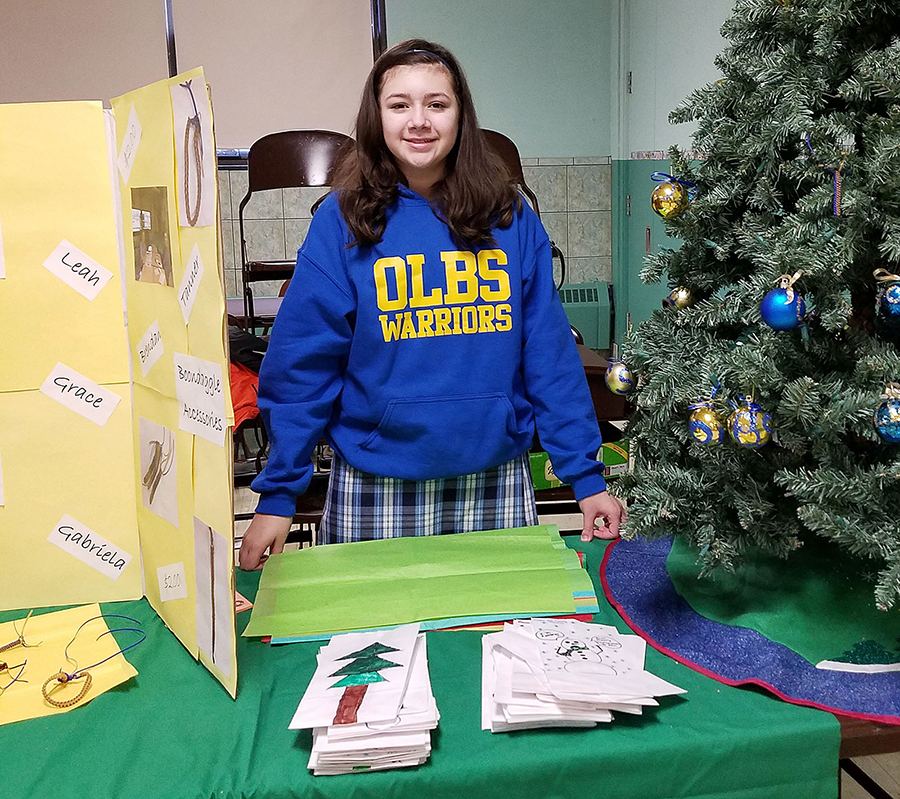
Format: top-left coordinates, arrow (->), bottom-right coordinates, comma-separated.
601,536 -> 900,724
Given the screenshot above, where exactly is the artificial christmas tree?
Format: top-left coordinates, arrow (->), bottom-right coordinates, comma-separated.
620,0 -> 900,608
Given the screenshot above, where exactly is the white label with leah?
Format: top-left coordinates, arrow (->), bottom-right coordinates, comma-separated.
48,514 -> 132,580
40,363 -> 121,426
43,240 -> 114,301
157,562 -> 189,602
173,352 -> 226,445
177,244 -> 204,324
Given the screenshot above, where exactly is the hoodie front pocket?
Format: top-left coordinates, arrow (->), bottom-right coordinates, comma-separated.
359,393 -> 519,479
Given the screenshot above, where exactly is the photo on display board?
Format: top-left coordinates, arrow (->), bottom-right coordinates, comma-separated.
194,518 -> 232,676
131,186 -> 174,286
139,417 -> 178,527
170,78 -> 216,228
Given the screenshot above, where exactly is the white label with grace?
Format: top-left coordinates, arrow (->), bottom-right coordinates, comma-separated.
40,363 -> 121,426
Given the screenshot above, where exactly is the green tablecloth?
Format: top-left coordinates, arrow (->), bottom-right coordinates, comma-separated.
0,539 -> 840,799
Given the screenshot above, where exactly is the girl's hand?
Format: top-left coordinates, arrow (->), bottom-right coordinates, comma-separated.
578,491 -> 627,542
239,513 -> 293,570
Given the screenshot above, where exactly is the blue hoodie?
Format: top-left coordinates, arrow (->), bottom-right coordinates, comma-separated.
252,188 -> 607,517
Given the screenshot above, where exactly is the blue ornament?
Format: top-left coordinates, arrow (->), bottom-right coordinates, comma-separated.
874,270 -> 900,342
876,280 -> 900,330
605,361 -> 635,396
874,385 -> 900,443
728,397 -> 772,448
878,283 -> 900,314
761,284 -> 806,330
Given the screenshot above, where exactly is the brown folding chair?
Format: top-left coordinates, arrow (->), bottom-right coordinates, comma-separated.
238,130 -> 353,332
481,128 -> 567,288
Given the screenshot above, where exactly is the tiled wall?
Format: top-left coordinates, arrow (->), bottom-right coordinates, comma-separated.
218,157 -> 612,300
521,156 -> 612,286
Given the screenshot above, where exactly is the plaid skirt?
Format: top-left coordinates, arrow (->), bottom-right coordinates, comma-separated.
318,452 -> 538,545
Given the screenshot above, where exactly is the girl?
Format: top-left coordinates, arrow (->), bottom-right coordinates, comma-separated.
239,40 -> 624,570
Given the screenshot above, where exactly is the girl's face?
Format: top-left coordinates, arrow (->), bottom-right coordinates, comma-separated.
378,63 -> 460,195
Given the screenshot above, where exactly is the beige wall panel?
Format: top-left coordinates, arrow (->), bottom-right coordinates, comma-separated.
2,1 -> 168,104
173,0 -> 373,149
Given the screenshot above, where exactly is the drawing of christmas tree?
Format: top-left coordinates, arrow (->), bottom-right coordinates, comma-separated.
329,642 -> 401,725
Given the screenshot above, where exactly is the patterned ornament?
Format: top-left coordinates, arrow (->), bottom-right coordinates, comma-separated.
650,172 -> 698,220
804,134 -> 849,216
761,271 -> 805,330
874,383 -> 900,444
605,361 -> 635,396
689,399 -> 726,445
728,396 -> 772,449
663,286 -> 694,309
874,269 -> 900,340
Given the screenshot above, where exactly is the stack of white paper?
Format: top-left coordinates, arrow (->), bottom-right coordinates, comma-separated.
290,623 -> 439,775
482,617 -> 686,732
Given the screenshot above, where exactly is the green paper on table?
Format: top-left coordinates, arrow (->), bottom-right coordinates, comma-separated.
668,534 -> 900,665
243,525 -> 593,638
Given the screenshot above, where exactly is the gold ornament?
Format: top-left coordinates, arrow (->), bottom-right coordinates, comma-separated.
689,402 -> 726,444
651,181 -> 690,220
604,362 -> 635,396
728,397 -> 772,449
664,286 -> 694,309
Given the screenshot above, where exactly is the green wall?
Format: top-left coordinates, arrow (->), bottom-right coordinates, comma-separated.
611,160 -> 676,342
617,0 -> 730,158
385,0 -> 613,158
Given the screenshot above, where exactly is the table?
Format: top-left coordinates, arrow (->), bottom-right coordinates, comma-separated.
227,296 -> 283,332
2,539 -> 845,799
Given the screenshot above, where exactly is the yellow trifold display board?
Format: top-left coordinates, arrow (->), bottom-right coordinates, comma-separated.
0,68 -> 237,698
0,101 -> 141,608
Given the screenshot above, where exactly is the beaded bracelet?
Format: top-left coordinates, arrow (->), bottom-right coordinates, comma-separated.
41,614 -> 145,711
41,671 -> 92,708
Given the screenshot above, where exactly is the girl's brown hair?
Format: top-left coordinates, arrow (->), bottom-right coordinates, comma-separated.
332,39 -> 521,248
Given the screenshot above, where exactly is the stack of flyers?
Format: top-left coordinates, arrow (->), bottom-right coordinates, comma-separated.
290,623 -> 439,775
482,617 -> 686,732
